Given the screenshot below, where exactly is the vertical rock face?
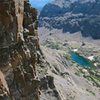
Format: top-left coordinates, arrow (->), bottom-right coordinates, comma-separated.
15,0 -> 24,41
0,0 -> 17,46
0,0 -> 40,99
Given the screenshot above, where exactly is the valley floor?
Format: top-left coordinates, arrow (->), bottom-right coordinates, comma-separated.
39,27 -> 100,100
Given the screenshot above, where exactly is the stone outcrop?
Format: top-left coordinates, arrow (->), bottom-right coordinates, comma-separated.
0,0 -> 40,99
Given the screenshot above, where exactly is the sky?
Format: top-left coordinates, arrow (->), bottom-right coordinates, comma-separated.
29,0 -> 54,10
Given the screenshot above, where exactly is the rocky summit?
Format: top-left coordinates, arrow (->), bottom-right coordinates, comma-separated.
39,0 -> 100,39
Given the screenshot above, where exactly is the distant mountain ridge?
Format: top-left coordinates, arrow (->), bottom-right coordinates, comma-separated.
39,0 -> 100,39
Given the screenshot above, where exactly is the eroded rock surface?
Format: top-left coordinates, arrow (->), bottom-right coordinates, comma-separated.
0,0 -> 40,99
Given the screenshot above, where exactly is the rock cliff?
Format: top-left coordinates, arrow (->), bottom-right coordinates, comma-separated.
0,0 -> 40,99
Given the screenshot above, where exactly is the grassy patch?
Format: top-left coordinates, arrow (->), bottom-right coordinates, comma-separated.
43,39 -> 62,50
75,71 -> 84,77
86,89 -> 95,96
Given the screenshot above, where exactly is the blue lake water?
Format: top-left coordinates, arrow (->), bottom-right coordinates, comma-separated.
70,51 -> 93,68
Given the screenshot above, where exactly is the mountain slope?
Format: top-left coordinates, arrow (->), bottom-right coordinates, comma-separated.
39,0 -> 100,39
39,37 -> 100,100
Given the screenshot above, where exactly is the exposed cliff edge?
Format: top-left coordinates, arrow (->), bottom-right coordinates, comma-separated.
0,0 -> 40,99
